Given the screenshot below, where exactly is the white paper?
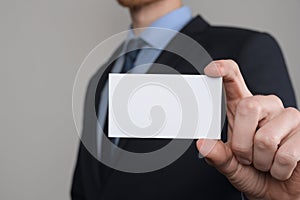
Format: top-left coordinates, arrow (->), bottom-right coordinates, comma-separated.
108,74 -> 222,139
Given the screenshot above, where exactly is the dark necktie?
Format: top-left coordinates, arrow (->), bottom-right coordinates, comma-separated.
121,38 -> 143,73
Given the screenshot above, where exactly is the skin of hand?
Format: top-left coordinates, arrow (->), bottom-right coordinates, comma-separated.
197,60 -> 300,200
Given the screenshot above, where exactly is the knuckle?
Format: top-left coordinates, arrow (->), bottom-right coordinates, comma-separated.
226,59 -> 238,67
276,150 -> 298,166
226,59 -> 239,75
231,143 -> 249,155
268,95 -> 284,109
270,169 -> 290,181
285,107 -> 300,123
237,98 -> 261,116
253,161 -> 271,172
254,132 -> 279,150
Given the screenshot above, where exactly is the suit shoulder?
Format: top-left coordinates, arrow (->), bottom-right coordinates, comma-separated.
206,25 -> 278,46
197,25 -> 278,59
208,25 -> 258,36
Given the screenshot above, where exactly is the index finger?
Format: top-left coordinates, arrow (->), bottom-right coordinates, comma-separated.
205,60 -> 252,102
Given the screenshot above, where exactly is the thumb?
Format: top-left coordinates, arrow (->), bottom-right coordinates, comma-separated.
197,139 -> 265,198
196,139 -> 239,178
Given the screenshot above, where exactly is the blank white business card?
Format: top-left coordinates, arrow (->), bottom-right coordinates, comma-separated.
108,74 -> 222,139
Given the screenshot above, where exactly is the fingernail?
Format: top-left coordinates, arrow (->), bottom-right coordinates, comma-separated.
198,152 -> 204,159
198,139 -> 218,157
196,139 -> 208,157
204,61 -> 221,77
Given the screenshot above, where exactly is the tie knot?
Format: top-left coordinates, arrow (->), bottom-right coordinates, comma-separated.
126,38 -> 145,52
121,39 -> 145,73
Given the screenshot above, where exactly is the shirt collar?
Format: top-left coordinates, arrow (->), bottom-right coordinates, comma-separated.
126,6 -> 192,49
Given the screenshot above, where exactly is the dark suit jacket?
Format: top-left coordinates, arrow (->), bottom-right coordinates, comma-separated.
71,16 -> 297,200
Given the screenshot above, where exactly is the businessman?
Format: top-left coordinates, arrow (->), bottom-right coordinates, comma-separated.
72,0 -> 300,199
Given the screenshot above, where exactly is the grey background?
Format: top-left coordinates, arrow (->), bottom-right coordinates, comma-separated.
0,0 -> 299,199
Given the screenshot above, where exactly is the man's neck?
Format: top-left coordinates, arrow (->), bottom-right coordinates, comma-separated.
129,0 -> 182,35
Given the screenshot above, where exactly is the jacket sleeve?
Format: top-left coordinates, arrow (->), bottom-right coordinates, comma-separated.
71,141 -> 104,200
236,32 -> 297,108
71,143 -> 88,200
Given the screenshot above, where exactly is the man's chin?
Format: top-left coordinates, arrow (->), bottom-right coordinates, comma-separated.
117,0 -> 160,8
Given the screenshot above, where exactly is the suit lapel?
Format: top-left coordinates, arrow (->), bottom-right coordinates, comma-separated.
95,43 -> 124,116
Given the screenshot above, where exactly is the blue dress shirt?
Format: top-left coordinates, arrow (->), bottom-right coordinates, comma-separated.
97,6 -> 192,158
